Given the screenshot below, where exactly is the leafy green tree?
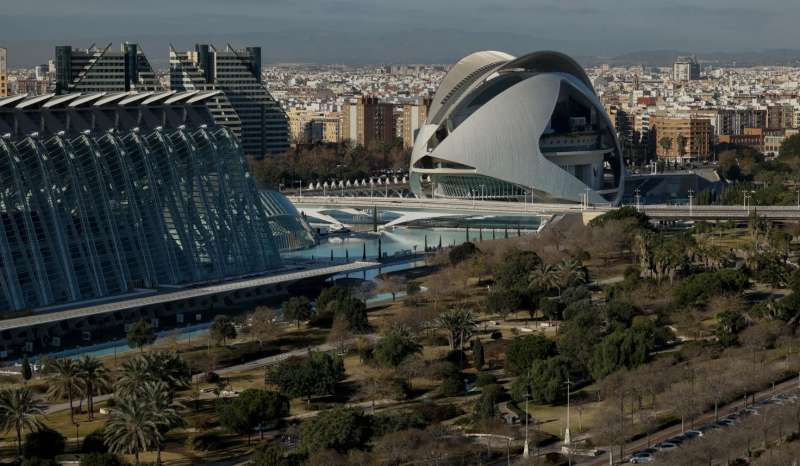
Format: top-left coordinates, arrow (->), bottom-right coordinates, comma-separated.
589,206 -> 650,229
267,352 -> 345,402
474,384 -> 504,420
218,389 -> 289,443
448,241 -> 479,266
557,307 -> 603,377
473,339 -> 485,370
539,298 -> 563,321
674,269 -> 749,307
475,372 -> 496,387
495,249 -> 542,297
373,330 -> 421,367
438,363 -> 465,397
0,387 -> 45,456
716,310 -> 747,347
45,358 -> 81,424
23,427 -> 65,459
20,459 -> 57,466
332,296 -> 370,333
282,296 -> 312,328
505,334 -> 557,376
81,428 -> 108,453
21,355 -> 32,383
316,286 -> 351,316
659,136 -> 672,155
604,300 -> 636,329
127,320 -> 156,352
298,407 -> 371,454
511,356 -> 571,405
485,289 -> 522,318
590,320 -> 665,380
80,453 -> 127,466
210,315 -> 237,346
77,355 -> 110,420
251,443 -> 290,466
780,133 -> 800,158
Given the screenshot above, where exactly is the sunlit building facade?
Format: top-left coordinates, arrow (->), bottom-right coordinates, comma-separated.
410,51 -> 624,205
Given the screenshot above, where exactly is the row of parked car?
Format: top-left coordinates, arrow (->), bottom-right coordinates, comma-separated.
628,391 -> 800,463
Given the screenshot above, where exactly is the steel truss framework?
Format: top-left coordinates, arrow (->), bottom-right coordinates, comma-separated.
0,125 -> 281,312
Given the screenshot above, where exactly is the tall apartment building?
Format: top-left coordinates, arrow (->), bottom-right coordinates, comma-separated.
341,96 -> 397,147
673,56 -> 700,82
401,101 -> 429,149
308,114 -> 341,144
767,104 -> 795,130
0,47 -> 7,97
714,109 -> 767,136
170,44 -> 289,156
651,115 -> 713,161
54,43 -> 160,94
287,108 -> 340,145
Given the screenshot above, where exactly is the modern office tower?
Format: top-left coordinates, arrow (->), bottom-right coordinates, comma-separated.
410,51 -> 624,205
673,56 -> 700,81
54,43 -> 161,94
341,96 -> 397,147
0,48 -> 7,97
170,44 -> 289,156
401,100 -> 429,149
0,91 -> 283,314
650,115 -> 713,161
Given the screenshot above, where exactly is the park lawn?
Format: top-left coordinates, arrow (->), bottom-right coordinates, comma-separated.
521,396 -> 606,438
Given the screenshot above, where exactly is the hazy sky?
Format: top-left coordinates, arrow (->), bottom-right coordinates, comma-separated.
2,0 -> 799,67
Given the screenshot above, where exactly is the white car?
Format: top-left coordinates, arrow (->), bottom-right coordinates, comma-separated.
629,452 -> 655,463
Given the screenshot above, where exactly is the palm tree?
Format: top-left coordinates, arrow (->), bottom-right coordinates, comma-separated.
46,358 -> 81,424
116,357 -> 151,400
104,396 -> 158,465
140,381 -> 185,466
557,258 -> 589,291
529,263 -> 559,294
117,352 -> 191,401
437,307 -> 477,350
77,355 -> 110,420
141,352 -> 191,394
0,387 -> 45,455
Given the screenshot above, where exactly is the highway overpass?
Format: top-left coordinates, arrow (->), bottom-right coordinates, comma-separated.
289,196 -> 800,222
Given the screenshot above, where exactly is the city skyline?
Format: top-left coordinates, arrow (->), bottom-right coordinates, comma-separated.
4,0 -> 800,67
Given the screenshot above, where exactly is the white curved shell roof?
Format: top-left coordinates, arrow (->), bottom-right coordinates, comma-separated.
411,50 -> 623,206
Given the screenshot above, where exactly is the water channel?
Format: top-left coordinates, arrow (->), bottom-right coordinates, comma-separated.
28,221 -> 540,361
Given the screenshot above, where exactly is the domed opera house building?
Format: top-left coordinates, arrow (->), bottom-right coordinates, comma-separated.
410,51 -> 624,205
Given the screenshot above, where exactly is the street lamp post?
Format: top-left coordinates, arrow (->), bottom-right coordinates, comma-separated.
688,189 -> 694,216
565,377 -> 573,466
524,390 -> 530,458
634,187 -> 641,212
